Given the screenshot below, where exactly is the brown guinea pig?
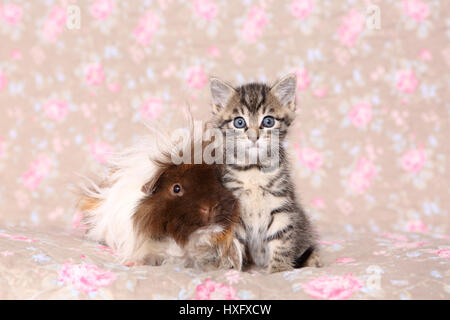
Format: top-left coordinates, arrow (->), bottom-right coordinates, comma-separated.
135,163 -> 239,247
132,162 -> 242,269
79,126 -> 243,270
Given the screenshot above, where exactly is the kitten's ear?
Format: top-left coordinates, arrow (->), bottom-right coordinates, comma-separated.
210,77 -> 235,114
270,74 -> 297,111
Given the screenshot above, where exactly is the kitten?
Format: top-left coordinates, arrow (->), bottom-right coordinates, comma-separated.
208,74 -> 322,273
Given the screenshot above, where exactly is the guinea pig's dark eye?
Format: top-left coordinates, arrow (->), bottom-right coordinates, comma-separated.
171,184 -> 183,196
261,116 -> 275,128
233,117 -> 246,129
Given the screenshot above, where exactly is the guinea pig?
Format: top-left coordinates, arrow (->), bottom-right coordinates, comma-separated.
77,123 -> 243,271
133,162 -> 241,268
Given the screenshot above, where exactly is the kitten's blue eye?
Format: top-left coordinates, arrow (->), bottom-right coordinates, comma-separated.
261,116 -> 275,128
233,117 -> 246,129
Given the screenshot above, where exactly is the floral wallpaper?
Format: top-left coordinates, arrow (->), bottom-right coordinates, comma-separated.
0,0 -> 449,299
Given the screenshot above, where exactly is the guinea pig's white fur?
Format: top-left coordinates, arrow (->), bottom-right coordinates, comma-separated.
79,119 -> 242,269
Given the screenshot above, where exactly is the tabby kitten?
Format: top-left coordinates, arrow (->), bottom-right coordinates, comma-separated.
208,74 -> 322,273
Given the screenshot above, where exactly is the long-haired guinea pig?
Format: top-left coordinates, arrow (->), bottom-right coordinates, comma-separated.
77,122 -> 243,271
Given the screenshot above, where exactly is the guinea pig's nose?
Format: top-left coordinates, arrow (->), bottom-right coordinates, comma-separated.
199,205 -> 216,224
199,206 -> 211,216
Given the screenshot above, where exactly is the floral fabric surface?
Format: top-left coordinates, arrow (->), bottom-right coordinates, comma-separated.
0,0 -> 449,299
0,226 -> 449,299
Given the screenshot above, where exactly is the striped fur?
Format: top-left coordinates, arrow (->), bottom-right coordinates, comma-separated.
209,74 -> 322,272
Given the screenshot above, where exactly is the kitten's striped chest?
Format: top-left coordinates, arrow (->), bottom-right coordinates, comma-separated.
223,167 -> 286,232
224,166 -> 290,267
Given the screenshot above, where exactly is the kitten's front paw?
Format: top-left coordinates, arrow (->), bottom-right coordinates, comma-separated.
304,250 -> 323,268
268,263 -> 293,274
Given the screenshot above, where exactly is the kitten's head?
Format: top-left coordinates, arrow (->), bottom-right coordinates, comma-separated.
209,74 -> 297,165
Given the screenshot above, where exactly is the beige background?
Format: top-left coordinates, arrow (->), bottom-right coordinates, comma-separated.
0,0 -> 448,299
0,0 -> 448,234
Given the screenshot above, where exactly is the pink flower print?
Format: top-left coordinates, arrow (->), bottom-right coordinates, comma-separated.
0,137 -> 4,157
419,49 -> 432,61
336,198 -> 353,215
140,97 -> 163,120
1,3 -> 22,25
334,47 -> 351,66
336,257 -> 356,264
294,69 -> 310,91
0,232 -> 38,243
433,249 -> 450,259
230,46 -> 246,65
297,147 -> 323,171
194,0 -> 218,21
90,0 -> 115,20
396,70 -> 418,93
393,241 -> 426,248
48,207 -> 64,221
1,251 -> 14,257
72,211 -> 86,230
208,46 -> 221,57
290,0 -> 314,19
195,278 -> 237,300
356,157 -> 376,179
373,250 -> 387,256
107,83 -> 120,93
401,148 -> 426,173
379,232 -> 409,242
97,245 -> 117,256
312,197 -> 326,209
405,220 -> 428,232
22,155 -> 52,190
58,261 -> 117,294
0,70 -> 7,92
225,270 -> 242,285
85,64 -> 105,86
317,240 -> 343,246
313,88 -> 327,98
42,6 -> 67,42
337,9 -> 365,47
303,274 -> 363,300
134,11 -> 159,46
89,141 -> 113,164
187,66 -> 208,89
162,64 -> 176,78
11,49 -> 22,60
442,48 -> 450,68
348,157 -> 376,194
44,99 -> 69,121
349,102 -> 372,128
242,6 -> 267,43
402,0 -> 429,22
52,136 -> 68,153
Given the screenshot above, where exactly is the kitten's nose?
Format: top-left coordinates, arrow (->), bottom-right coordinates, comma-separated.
248,129 -> 259,143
